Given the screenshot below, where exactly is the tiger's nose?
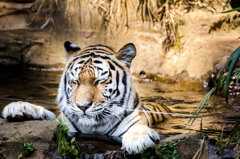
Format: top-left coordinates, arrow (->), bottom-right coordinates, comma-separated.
75,102 -> 92,111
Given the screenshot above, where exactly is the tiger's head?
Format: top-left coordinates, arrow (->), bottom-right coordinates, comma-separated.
57,41 -> 140,134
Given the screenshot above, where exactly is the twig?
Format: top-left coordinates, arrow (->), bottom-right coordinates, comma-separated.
40,18 -> 51,30
192,136 -> 206,159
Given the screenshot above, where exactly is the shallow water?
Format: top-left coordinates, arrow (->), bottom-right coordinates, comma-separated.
0,68 -> 239,157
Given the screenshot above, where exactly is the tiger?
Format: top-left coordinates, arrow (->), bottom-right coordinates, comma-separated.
2,41 -> 171,155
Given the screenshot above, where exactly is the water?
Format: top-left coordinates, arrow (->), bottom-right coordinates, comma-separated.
0,68 -> 238,157
0,68 -> 61,117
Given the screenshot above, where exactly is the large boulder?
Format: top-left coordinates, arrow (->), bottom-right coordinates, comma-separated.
0,118 -> 58,158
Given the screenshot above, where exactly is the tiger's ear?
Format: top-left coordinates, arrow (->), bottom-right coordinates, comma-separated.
116,43 -> 136,67
63,41 -> 81,61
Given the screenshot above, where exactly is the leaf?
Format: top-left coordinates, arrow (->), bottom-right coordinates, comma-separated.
11,131 -> 18,135
224,48 -> 240,104
217,47 -> 240,94
235,72 -> 240,86
71,137 -> 75,144
221,7 -> 240,13
188,86 -> 216,127
226,122 -> 240,146
223,0 -> 230,10
17,153 -> 22,159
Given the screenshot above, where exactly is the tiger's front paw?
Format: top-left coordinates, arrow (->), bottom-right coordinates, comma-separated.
2,101 -> 56,121
122,125 -> 160,155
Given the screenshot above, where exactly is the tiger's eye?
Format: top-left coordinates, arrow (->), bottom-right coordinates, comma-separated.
70,80 -> 79,85
95,80 -> 100,85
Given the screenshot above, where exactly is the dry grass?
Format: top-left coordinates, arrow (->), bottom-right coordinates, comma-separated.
28,0 -> 61,30
136,0 -> 227,52
66,0 -> 226,52
30,0 -> 227,51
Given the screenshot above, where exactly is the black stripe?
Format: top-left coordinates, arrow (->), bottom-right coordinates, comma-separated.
154,105 -> 164,121
94,44 -> 115,52
141,104 -> 150,127
108,61 -> 116,70
64,73 -> 68,100
80,53 -> 111,60
149,104 -> 159,121
96,66 -> 103,71
106,120 -> 122,135
59,96 -> 63,103
77,60 -> 84,65
102,71 -> 108,76
118,118 -> 141,137
67,63 -> 73,70
64,113 -> 82,133
147,105 -> 156,125
88,69 -> 94,75
94,60 -> 103,64
160,103 -> 172,113
116,71 -> 120,93
120,71 -> 127,105
69,64 -> 74,71
106,126 -> 118,135
108,70 -> 112,78
73,57 -> 80,62
88,65 -> 95,70
106,80 -> 112,85
133,93 -> 139,109
111,60 -> 124,70
126,87 -> 132,110
82,47 -> 114,53
150,112 -> 156,125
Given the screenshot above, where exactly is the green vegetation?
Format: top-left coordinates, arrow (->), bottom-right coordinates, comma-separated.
189,4 -> 240,155
155,142 -> 181,159
54,119 -> 81,159
10,131 -> 34,157
17,154 -> 22,159
189,46 -> 240,157
174,33 -> 180,51
0,153 -> 5,159
207,127 -> 226,150
103,142 -> 181,159
128,142 -> 181,159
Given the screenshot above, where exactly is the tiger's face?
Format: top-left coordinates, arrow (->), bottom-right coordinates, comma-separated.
57,42 -> 138,134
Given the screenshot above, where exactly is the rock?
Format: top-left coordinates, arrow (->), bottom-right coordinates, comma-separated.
0,118 -> 58,159
163,133 -> 209,159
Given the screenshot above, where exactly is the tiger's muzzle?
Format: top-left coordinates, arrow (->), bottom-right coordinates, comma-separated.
75,102 -> 93,112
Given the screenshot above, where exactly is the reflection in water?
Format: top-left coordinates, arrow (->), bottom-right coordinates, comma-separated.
0,68 -> 61,118
0,69 -> 238,139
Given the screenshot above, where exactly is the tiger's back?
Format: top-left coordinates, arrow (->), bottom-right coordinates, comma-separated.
142,102 -> 171,127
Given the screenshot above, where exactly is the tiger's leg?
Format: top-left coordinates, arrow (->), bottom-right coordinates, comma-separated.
2,101 -> 56,121
122,125 -> 160,155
